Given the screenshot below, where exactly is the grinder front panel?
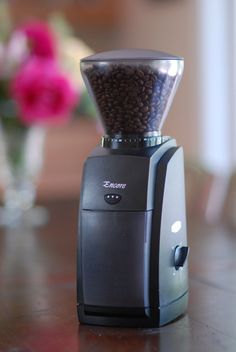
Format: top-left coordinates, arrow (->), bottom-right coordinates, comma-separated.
80,210 -> 152,308
78,153 -> 152,310
81,155 -> 150,211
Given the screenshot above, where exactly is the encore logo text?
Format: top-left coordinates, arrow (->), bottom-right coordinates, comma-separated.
103,181 -> 127,189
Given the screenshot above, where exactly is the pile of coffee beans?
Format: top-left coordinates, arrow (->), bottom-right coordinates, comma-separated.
84,63 -> 176,135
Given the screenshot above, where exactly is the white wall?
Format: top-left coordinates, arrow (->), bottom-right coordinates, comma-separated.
196,0 -> 234,174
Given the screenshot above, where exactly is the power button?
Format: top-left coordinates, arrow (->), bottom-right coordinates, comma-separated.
104,194 -> 121,205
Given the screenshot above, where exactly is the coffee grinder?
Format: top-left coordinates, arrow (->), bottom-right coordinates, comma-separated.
77,49 -> 189,327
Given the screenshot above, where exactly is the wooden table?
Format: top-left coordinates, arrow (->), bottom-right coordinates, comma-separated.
0,201 -> 236,352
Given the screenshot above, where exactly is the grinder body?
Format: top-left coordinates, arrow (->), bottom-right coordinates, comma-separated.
77,138 -> 189,327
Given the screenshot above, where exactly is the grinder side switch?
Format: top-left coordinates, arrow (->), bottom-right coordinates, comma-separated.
174,245 -> 189,270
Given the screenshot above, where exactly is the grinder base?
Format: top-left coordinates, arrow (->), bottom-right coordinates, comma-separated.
78,291 -> 188,328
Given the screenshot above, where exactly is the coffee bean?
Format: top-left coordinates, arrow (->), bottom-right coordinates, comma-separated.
136,69 -> 144,78
83,63 -> 176,134
142,106 -> 149,113
145,81 -> 153,88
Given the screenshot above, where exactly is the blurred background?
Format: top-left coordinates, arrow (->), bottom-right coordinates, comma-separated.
0,0 -> 236,226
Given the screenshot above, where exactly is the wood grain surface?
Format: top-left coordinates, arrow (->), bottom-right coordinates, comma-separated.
0,201 -> 236,351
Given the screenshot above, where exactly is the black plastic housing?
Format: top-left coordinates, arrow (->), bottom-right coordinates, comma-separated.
77,139 -> 188,327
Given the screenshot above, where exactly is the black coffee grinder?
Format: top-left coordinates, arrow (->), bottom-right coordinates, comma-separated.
77,49 -> 189,327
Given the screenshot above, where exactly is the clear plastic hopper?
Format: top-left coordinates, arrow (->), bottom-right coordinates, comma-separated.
81,49 -> 184,137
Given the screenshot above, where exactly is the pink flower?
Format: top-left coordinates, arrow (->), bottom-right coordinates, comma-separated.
19,21 -> 56,59
11,59 -> 79,125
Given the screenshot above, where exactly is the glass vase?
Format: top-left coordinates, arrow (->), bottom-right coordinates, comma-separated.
0,123 -> 47,227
